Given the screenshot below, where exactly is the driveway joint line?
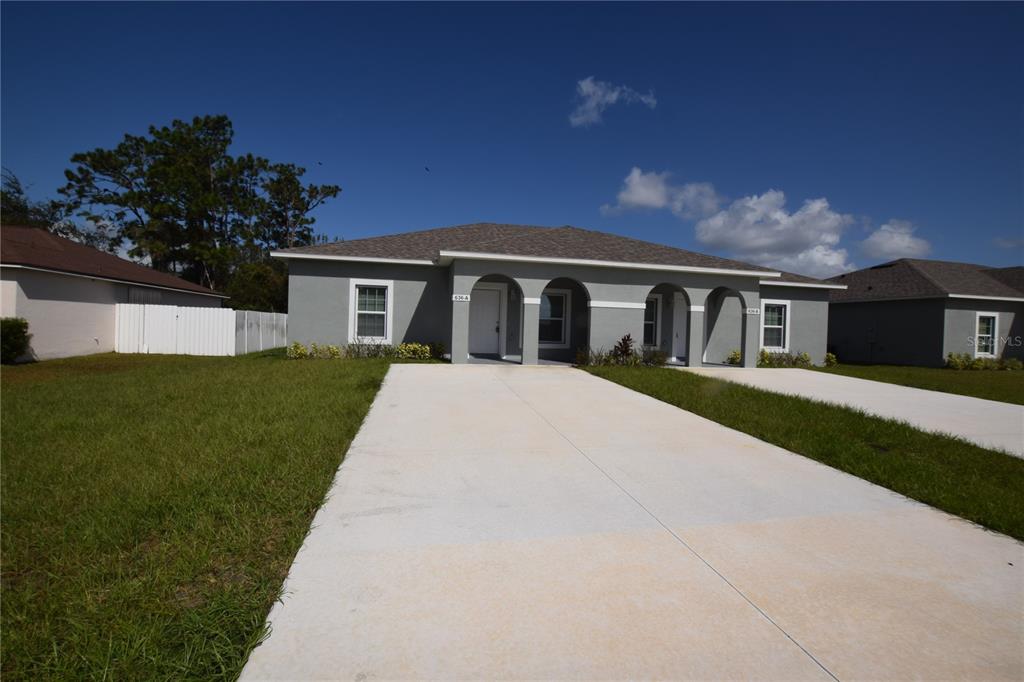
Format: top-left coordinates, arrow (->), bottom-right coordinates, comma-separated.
495,370 -> 841,682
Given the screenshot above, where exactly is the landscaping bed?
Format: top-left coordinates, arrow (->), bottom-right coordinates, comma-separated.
817,363 -> 1024,405
1,351 -> 389,680
586,366 -> 1024,540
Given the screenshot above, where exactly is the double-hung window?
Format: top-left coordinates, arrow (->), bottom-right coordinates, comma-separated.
643,295 -> 661,347
349,279 -> 393,343
761,300 -> 789,352
975,313 -> 998,358
539,290 -> 570,347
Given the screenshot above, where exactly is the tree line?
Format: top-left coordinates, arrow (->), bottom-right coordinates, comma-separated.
0,115 -> 341,311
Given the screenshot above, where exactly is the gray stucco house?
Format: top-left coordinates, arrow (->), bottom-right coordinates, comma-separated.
827,259 -> 1023,366
273,223 -> 844,367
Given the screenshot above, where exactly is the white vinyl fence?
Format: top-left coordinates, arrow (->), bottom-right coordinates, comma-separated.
115,304 -> 287,356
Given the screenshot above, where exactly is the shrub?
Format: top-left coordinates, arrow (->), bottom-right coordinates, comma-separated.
757,350 -> 813,368
642,348 -> 668,367
345,342 -> 397,359
427,342 -> 447,360
396,342 -> 431,360
309,342 -> 323,359
824,352 -> 839,367
611,334 -> 636,364
726,349 -> 742,366
326,344 -> 342,360
1002,357 -> 1023,371
945,352 -> 971,370
286,341 -> 309,359
1,317 -> 31,363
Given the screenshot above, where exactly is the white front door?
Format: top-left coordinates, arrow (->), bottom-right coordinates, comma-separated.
672,292 -> 689,361
469,289 -> 501,355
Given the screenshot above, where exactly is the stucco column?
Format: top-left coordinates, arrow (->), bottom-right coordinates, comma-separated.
521,298 -> 540,365
741,293 -> 760,368
688,308 -> 705,367
450,298 -> 470,364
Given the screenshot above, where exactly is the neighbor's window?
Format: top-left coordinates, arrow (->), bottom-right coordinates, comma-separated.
976,314 -> 997,357
539,291 -> 568,346
762,301 -> 788,350
356,286 -> 388,338
644,296 -> 660,347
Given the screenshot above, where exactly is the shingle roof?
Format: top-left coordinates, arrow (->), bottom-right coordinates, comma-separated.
0,225 -> 225,297
827,259 -> 1024,303
278,222 -> 786,274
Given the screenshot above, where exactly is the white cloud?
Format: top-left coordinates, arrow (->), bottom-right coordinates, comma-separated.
569,76 -> 657,127
601,167 -> 721,220
993,236 -> 1024,250
695,190 -> 857,278
860,220 -> 931,260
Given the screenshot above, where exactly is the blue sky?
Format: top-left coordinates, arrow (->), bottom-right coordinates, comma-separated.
2,2 -> 1022,277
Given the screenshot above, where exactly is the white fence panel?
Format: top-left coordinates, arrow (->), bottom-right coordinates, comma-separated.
234,311 -> 289,355
115,304 -> 286,357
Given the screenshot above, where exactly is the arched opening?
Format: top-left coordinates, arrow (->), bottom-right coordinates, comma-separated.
537,277 -> 590,364
644,283 -> 691,364
468,274 -> 523,364
703,286 -> 747,365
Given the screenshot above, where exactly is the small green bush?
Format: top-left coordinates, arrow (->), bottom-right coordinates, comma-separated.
427,342 -> 447,360
1,317 -> 31,363
726,349 -> 742,366
396,342 -> 431,360
326,344 -> 342,359
642,348 -> 668,367
286,341 -> 309,359
824,352 -> 838,367
611,334 -> 636,364
946,352 -> 1021,371
757,350 -> 813,368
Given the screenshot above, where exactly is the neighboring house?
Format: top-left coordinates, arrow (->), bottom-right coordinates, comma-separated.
273,223 -> 844,366
1,226 -> 226,360
827,259 -> 1024,366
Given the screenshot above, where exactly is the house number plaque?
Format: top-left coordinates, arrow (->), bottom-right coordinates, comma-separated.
745,307 -> 760,315
452,294 -> 471,302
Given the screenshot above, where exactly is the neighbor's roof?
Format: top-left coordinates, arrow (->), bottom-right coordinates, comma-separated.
827,259 -> 1024,303
0,225 -> 226,297
274,222 -> 794,277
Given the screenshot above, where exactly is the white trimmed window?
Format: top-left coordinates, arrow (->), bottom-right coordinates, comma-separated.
539,289 -> 570,348
643,294 -> 661,347
975,312 -> 998,358
349,279 -> 394,343
760,299 -> 790,352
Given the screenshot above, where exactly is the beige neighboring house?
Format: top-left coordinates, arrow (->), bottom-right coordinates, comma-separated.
1,225 -> 227,360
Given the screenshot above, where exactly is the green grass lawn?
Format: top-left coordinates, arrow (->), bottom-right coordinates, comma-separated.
586,366 -> 1024,541
1,351 -> 389,681
816,363 -> 1024,405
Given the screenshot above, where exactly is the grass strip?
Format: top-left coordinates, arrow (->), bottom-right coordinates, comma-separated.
816,363 -> 1024,405
1,351 -> 389,680
586,366 -> 1024,541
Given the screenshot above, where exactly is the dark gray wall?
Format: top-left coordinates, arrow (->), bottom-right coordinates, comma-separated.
286,259 -> 451,347
828,299 -> 946,366
759,286 -> 830,364
943,299 -> 1023,360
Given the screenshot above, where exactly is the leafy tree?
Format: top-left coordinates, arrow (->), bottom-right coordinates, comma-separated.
1,168 -> 117,251
59,115 -> 340,293
225,261 -> 289,312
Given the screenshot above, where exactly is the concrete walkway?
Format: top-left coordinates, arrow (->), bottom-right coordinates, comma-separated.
683,367 -> 1024,456
242,365 -> 1023,681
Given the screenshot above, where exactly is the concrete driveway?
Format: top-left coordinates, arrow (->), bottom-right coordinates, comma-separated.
242,365 -> 1023,681
684,367 -> 1024,457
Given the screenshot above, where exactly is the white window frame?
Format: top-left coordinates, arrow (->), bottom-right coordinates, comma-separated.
643,294 -> 662,348
349,278 -> 394,344
539,288 -> 572,349
760,299 -> 791,352
974,312 -> 999,358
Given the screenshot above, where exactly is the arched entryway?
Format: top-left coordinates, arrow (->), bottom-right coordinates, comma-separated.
537,277 -> 590,364
643,284 -> 691,364
703,286 -> 748,365
468,274 -> 523,363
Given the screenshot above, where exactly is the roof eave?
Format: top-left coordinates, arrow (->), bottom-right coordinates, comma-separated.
758,280 -> 847,290
0,263 -> 229,298
270,251 -> 436,266
437,250 -> 780,278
